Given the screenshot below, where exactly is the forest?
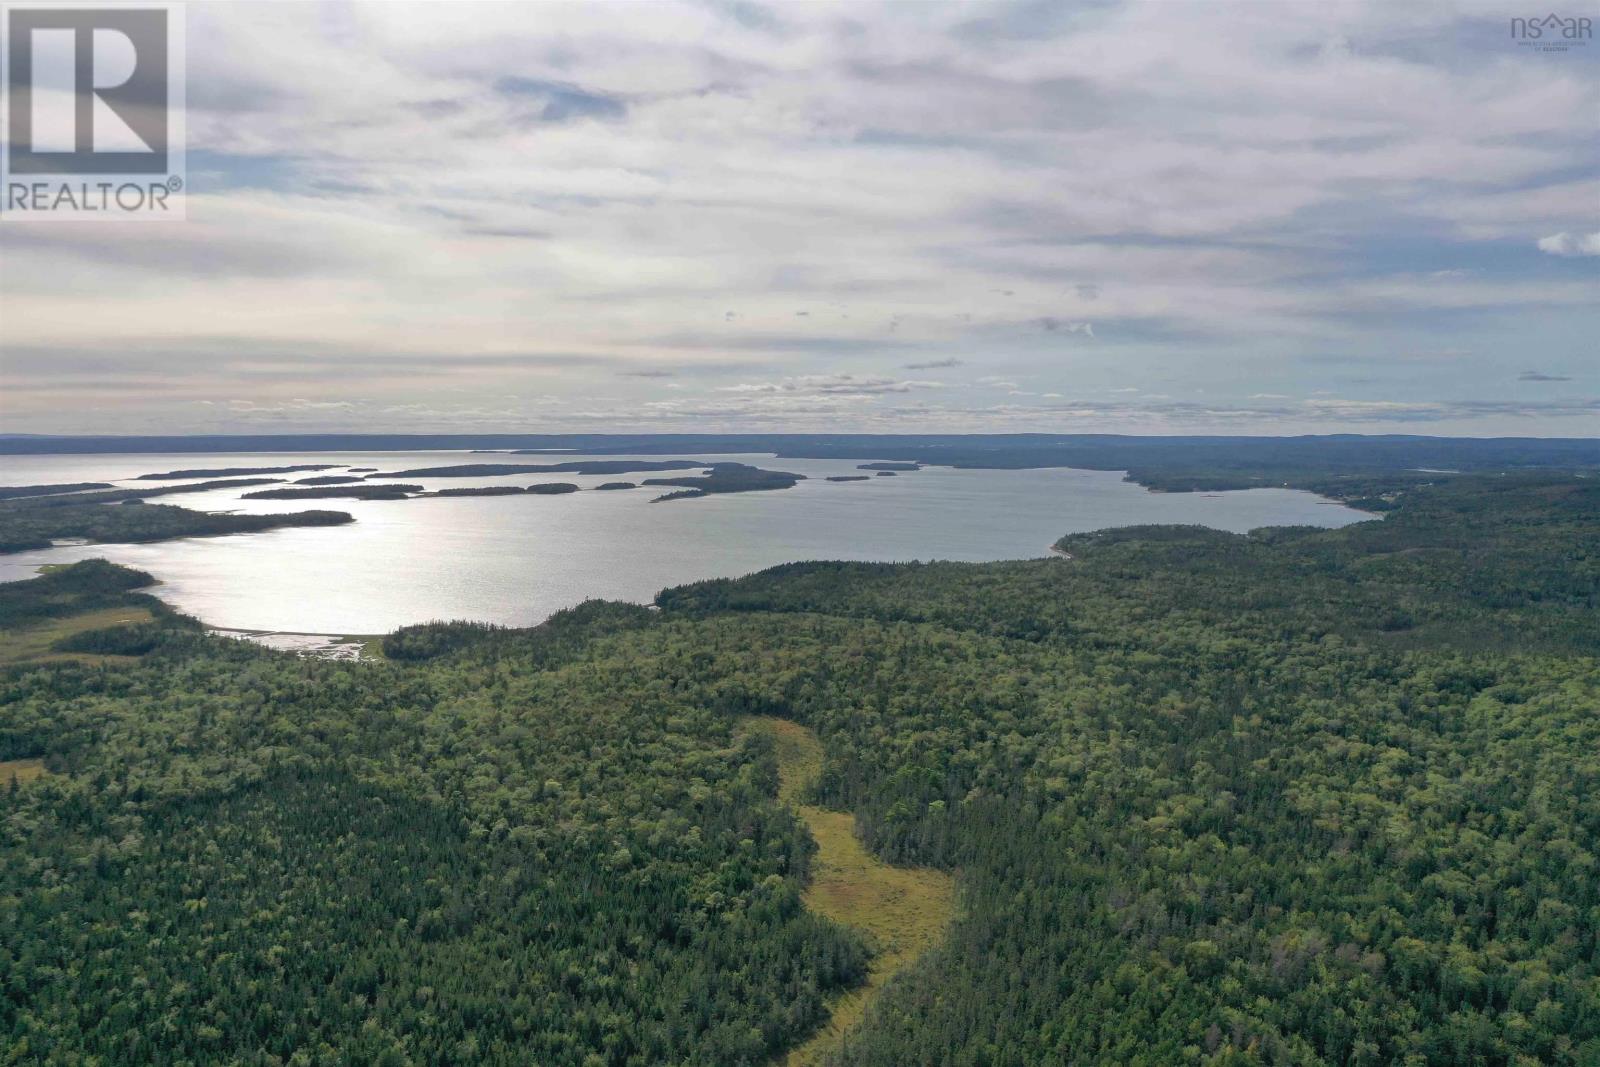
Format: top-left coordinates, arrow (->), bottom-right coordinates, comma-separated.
0,499 -> 354,554
0,478 -> 358,554
0,472 -> 1596,1065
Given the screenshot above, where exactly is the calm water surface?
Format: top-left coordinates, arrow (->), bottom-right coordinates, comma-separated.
0,451 -> 1373,633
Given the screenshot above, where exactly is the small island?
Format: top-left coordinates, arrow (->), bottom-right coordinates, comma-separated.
371,460 -> 706,478
0,500 -> 353,553
424,483 -> 579,497
826,475 -> 871,482
594,482 -> 636,491
242,485 -> 422,501
643,463 -> 804,502
17,478 -> 287,507
430,486 -> 529,497
137,464 -> 342,480
858,462 -> 920,471
293,475 -> 365,486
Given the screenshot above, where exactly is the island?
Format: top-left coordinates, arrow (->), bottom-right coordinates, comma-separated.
370,460 -> 708,478
242,485 -> 422,501
293,475 -> 365,486
594,482 -> 636,490
857,462 -> 920,471
643,462 -> 805,501
422,484 -> 579,497
0,499 -> 352,553
11,478 -> 287,507
137,464 -> 342,480
429,486 -> 530,497
826,475 -> 871,482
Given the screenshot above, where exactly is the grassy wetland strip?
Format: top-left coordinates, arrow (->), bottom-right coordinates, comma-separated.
745,716 -> 955,1067
0,605 -> 158,666
0,758 -> 47,786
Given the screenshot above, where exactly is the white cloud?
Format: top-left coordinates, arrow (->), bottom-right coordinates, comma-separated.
1537,232 -> 1600,258
717,374 -> 943,396
1,1 -> 1596,435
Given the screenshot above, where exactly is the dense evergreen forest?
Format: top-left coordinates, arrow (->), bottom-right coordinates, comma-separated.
0,479 -> 356,554
1,472 -> 1596,1065
0,499 -> 354,554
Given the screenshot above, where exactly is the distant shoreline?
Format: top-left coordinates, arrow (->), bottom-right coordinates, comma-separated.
6,434 -> 1591,505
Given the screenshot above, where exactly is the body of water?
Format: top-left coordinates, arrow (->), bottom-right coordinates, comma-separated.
0,451 -> 1373,633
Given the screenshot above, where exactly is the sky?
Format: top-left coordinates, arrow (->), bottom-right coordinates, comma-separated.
1,0 -> 1596,437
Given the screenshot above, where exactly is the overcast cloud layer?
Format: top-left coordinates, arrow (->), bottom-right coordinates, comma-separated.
1,0 -> 1596,435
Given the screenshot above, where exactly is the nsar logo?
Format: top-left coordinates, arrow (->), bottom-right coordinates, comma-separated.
1510,12 -> 1592,51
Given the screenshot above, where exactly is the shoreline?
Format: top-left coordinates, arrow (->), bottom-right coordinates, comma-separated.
209,627 -> 375,661
209,626 -> 379,640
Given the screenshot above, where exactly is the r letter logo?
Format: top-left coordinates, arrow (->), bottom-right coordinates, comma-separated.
3,5 -> 185,220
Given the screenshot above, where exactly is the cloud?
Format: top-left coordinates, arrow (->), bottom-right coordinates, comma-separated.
1536,232 -> 1600,258
494,77 -> 627,123
1,1 -> 1597,435
1518,371 -> 1571,382
717,374 -> 944,396
1037,318 -> 1093,337
1300,398 -> 1446,419
388,392 -> 1600,436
